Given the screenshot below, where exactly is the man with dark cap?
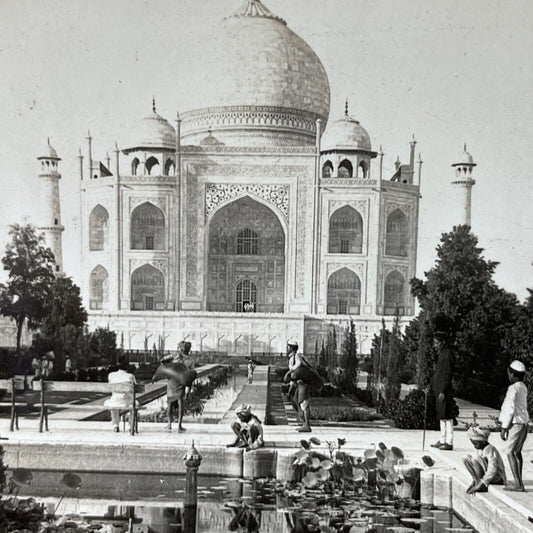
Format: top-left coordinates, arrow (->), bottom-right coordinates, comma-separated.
430,316 -> 456,450
151,342 -> 197,432
285,340 -> 315,433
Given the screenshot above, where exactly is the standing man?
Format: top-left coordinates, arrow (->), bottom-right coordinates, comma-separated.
247,359 -> 255,384
285,340 -> 312,433
430,317 -> 456,451
499,360 -> 529,492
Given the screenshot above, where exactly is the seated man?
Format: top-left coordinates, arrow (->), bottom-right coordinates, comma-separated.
463,426 -> 506,494
226,404 -> 264,451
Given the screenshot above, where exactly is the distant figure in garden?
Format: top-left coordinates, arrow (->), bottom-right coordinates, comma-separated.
31,356 -> 40,378
104,360 -> 137,433
430,318 -> 457,451
247,359 -> 255,384
152,343 -> 197,432
65,356 -> 72,374
285,340 -> 321,433
226,404 -> 264,451
499,360 -> 529,492
462,426 -> 506,494
47,355 -> 54,379
41,356 -> 49,378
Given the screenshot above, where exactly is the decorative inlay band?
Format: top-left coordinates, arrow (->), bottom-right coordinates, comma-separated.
205,184 -> 289,220
327,262 -> 364,279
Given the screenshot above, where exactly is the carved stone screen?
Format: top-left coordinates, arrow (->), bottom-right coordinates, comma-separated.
207,196 -> 285,313
89,204 -> 109,251
385,208 -> 410,257
327,267 -> 361,315
130,202 -> 165,250
384,270 -> 406,315
329,205 -> 363,254
130,264 -> 165,311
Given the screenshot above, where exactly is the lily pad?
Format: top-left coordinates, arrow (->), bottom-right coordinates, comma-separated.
11,468 -> 33,486
422,455 -> 435,467
62,473 -> 82,490
391,446 -> 404,459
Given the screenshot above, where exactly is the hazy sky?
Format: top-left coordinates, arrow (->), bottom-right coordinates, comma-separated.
0,0 -> 532,300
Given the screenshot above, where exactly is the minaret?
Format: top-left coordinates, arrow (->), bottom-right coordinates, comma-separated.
37,138 -> 64,274
451,144 -> 476,227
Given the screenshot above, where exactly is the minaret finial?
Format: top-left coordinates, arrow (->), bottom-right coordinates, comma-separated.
344,99 -> 349,116
152,96 -> 156,113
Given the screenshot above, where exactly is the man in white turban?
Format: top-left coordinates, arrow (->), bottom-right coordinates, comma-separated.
462,426 -> 506,494
226,404 -> 264,451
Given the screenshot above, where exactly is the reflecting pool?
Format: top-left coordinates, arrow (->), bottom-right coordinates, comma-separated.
16,472 -> 476,532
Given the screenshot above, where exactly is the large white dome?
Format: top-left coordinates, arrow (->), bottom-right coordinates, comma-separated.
181,0 -> 330,146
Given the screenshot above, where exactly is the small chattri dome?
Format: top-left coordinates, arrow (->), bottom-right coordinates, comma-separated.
321,106 -> 371,152
452,144 -> 476,167
123,100 -> 176,152
200,129 -> 225,147
37,138 -> 61,160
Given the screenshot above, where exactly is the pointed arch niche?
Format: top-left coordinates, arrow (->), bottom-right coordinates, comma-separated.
384,270 -> 406,315
385,208 -> 409,257
89,205 -> 109,251
130,264 -> 165,311
329,205 -> 363,254
327,267 -> 361,315
207,196 -> 285,313
90,265 -> 109,310
130,202 -> 165,250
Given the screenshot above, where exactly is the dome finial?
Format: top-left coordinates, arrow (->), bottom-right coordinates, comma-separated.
152,96 -> 156,113
233,0 -> 286,24
344,99 -> 349,117
464,142 -> 467,152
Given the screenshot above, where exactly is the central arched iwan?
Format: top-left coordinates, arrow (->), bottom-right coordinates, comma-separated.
207,196 -> 285,313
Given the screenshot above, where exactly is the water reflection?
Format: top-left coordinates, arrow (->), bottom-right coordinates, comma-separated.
19,473 -> 475,533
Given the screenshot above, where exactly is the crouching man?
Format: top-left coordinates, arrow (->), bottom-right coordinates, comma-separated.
463,426 -> 506,494
226,404 -> 264,451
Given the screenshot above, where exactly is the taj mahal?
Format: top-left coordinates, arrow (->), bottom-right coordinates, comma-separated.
33,0 -> 439,355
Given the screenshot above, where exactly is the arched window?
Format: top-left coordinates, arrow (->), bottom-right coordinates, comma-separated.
322,160 -> 333,178
164,158 -> 175,176
338,159 -> 353,178
130,264 -> 165,311
145,156 -> 160,175
236,228 -> 258,255
329,206 -> 363,254
236,279 -> 257,313
327,268 -> 361,315
384,271 -> 405,315
359,161 -> 368,179
90,265 -> 108,310
89,205 -> 109,251
385,209 -> 410,257
131,157 -> 140,176
130,202 -> 165,250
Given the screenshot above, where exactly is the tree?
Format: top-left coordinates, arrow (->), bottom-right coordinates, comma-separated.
415,313 -> 436,389
90,327 -> 117,366
0,224 -> 55,356
385,314 -> 402,403
339,320 -> 358,391
326,326 -> 338,379
411,225 -> 519,399
34,276 -> 87,372
371,320 -> 390,401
